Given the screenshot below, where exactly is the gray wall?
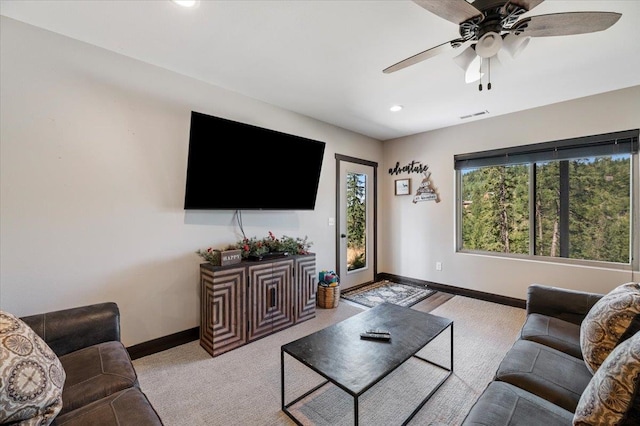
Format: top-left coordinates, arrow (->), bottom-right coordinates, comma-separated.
0,17 -> 383,346
380,86 -> 640,299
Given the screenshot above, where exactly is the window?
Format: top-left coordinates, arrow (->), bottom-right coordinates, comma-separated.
455,129 -> 638,266
346,172 -> 367,271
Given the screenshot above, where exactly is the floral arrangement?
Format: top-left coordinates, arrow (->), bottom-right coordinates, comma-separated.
197,231 -> 312,262
195,247 -> 226,264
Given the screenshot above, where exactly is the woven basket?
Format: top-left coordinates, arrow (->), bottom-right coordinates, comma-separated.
317,285 -> 340,309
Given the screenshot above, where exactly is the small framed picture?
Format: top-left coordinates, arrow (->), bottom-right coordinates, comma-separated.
395,179 -> 411,196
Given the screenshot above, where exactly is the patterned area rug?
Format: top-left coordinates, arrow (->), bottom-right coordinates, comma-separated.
340,280 -> 435,308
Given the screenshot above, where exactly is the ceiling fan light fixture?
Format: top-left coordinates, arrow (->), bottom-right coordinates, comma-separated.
453,46 -> 476,71
465,57 -> 483,84
475,31 -> 502,58
503,33 -> 530,58
453,47 -> 483,83
385,0 -> 623,93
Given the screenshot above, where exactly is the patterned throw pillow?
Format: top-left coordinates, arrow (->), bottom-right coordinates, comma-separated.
573,332 -> 640,425
580,282 -> 640,374
0,310 -> 66,425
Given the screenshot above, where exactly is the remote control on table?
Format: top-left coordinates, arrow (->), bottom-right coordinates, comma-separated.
360,331 -> 391,341
366,329 -> 390,335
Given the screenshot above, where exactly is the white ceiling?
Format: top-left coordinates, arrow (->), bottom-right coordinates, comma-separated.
2,0 -> 639,141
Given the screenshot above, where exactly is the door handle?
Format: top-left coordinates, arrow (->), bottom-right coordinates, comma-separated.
340,234 -> 347,238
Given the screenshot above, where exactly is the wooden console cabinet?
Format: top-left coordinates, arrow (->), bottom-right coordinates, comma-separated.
199,254 -> 316,357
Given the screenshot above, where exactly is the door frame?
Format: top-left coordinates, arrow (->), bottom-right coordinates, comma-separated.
335,154 -> 378,287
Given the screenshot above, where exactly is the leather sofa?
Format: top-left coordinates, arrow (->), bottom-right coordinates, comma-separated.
462,283 -> 640,425
20,302 -> 163,425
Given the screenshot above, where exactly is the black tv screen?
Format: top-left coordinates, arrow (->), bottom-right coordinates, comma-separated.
184,111 -> 326,210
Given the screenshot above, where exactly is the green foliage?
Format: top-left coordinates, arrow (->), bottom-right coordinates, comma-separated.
461,154 -> 631,264
277,234 -> 313,256
535,161 -> 560,256
195,247 -> 224,264
567,157 -> 630,263
198,231 -> 313,261
462,164 -> 529,254
346,172 -> 366,250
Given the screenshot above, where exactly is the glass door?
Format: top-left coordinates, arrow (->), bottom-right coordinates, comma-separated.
336,156 -> 376,290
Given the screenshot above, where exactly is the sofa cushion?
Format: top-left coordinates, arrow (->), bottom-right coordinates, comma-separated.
0,310 -> 66,426
495,339 -> 593,413
521,313 -> 583,359
462,381 -> 574,426
573,332 -> 640,426
51,387 -> 163,426
580,282 -> 640,374
21,302 -> 121,357
58,341 -> 138,415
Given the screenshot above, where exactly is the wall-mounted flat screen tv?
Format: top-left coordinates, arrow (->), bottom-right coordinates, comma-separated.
184,111 -> 326,210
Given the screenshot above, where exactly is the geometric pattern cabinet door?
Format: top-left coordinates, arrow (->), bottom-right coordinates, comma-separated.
199,254 -> 315,358
247,259 -> 294,341
295,254 -> 316,323
200,266 -> 247,357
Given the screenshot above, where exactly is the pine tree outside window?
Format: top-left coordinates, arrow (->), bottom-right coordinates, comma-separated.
455,129 -> 639,268
346,172 -> 367,271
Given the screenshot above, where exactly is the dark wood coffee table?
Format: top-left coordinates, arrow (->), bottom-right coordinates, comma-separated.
281,302 -> 453,425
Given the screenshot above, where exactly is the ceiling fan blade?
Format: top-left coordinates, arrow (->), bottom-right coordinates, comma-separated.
509,0 -> 545,13
383,39 -> 471,74
412,0 -> 481,25
514,12 -> 622,37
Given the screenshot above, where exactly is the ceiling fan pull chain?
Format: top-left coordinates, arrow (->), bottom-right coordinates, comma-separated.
479,57 -> 483,91
488,57 -> 492,90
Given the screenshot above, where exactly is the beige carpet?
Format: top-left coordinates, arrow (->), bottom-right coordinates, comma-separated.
133,296 -> 525,425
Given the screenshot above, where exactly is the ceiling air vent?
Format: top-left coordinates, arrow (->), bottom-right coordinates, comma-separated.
460,110 -> 489,120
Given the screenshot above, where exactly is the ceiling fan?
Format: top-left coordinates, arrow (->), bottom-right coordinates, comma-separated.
383,0 -> 622,90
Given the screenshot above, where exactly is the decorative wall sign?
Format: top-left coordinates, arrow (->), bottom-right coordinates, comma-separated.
388,160 -> 429,176
395,179 -> 411,195
389,160 -> 440,203
413,170 -> 441,203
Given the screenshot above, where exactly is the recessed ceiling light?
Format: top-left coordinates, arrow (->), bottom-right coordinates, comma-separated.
390,105 -> 403,112
172,0 -> 199,8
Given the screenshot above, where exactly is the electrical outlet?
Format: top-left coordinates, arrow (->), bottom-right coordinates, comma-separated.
436,262 -> 442,271
328,217 -> 335,226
